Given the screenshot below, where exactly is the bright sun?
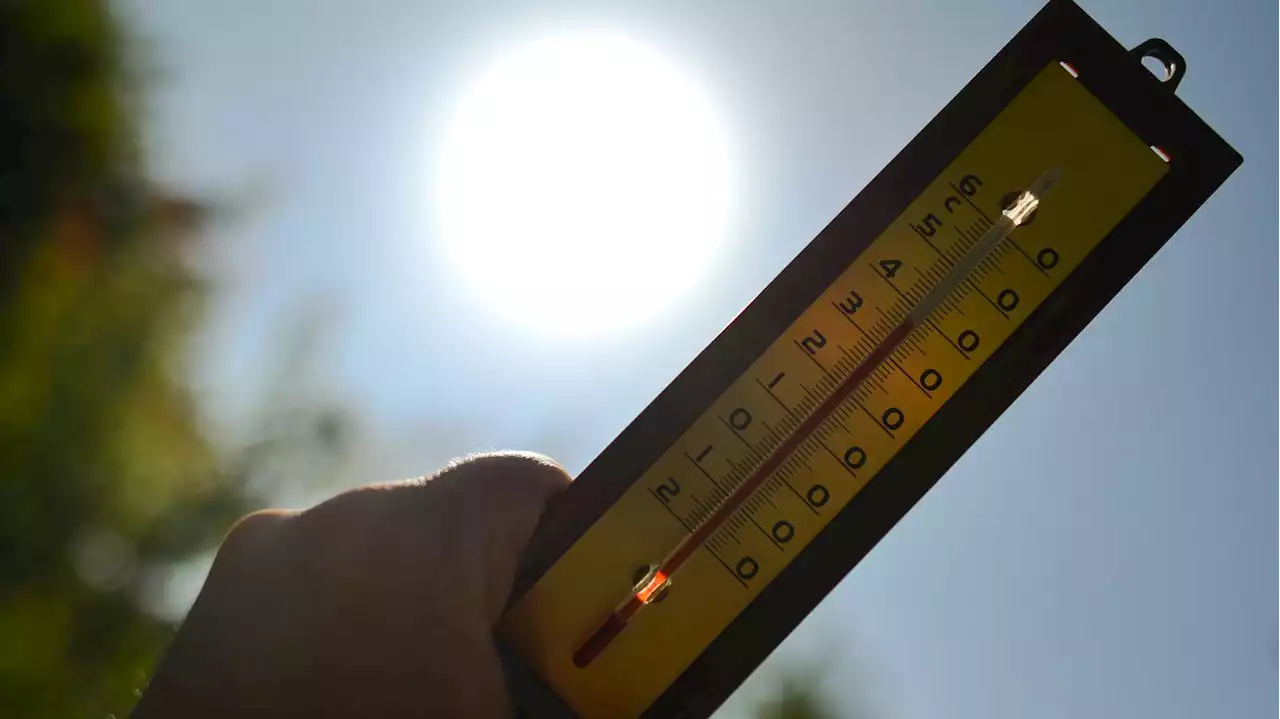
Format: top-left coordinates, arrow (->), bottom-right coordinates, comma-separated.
436,33 -> 732,337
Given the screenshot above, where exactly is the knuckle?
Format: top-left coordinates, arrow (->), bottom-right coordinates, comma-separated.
221,508 -> 294,556
447,451 -> 572,496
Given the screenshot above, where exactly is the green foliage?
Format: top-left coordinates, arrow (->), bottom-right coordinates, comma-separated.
0,1 -> 250,715
750,668 -> 843,719
0,0 -> 136,289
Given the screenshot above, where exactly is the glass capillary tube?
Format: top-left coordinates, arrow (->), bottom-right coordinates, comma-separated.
572,168 -> 1062,669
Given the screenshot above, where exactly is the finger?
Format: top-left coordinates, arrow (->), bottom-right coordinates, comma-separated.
142,509 -> 301,704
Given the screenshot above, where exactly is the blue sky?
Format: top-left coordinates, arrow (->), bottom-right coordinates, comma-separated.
117,0 -> 1275,716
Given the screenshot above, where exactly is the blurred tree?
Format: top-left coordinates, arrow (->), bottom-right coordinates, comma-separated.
0,2 -> 348,716
748,663 -> 851,719
752,678 -> 837,719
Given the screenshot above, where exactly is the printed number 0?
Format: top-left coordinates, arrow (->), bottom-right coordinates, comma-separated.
843,447 -> 867,470
807,484 -> 830,507
920,368 -> 942,391
771,520 -> 795,544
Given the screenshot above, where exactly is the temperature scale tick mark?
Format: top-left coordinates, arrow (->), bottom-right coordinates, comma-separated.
684,452 -> 731,498
969,279 -> 1009,318
570,171 -> 1062,669
747,514 -> 787,552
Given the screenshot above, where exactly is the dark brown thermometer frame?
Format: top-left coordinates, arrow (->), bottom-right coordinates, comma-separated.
502,1 -> 1242,716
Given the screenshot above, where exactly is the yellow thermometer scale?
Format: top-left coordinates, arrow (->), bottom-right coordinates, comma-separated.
498,2 -> 1242,717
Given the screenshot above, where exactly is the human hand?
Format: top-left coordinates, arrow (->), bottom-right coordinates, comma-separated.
132,452 -> 571,718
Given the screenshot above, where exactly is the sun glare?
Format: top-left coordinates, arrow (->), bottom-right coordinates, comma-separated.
436,33 -> 732,338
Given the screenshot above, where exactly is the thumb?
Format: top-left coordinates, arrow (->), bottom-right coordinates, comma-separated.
424,451 -> 572,625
